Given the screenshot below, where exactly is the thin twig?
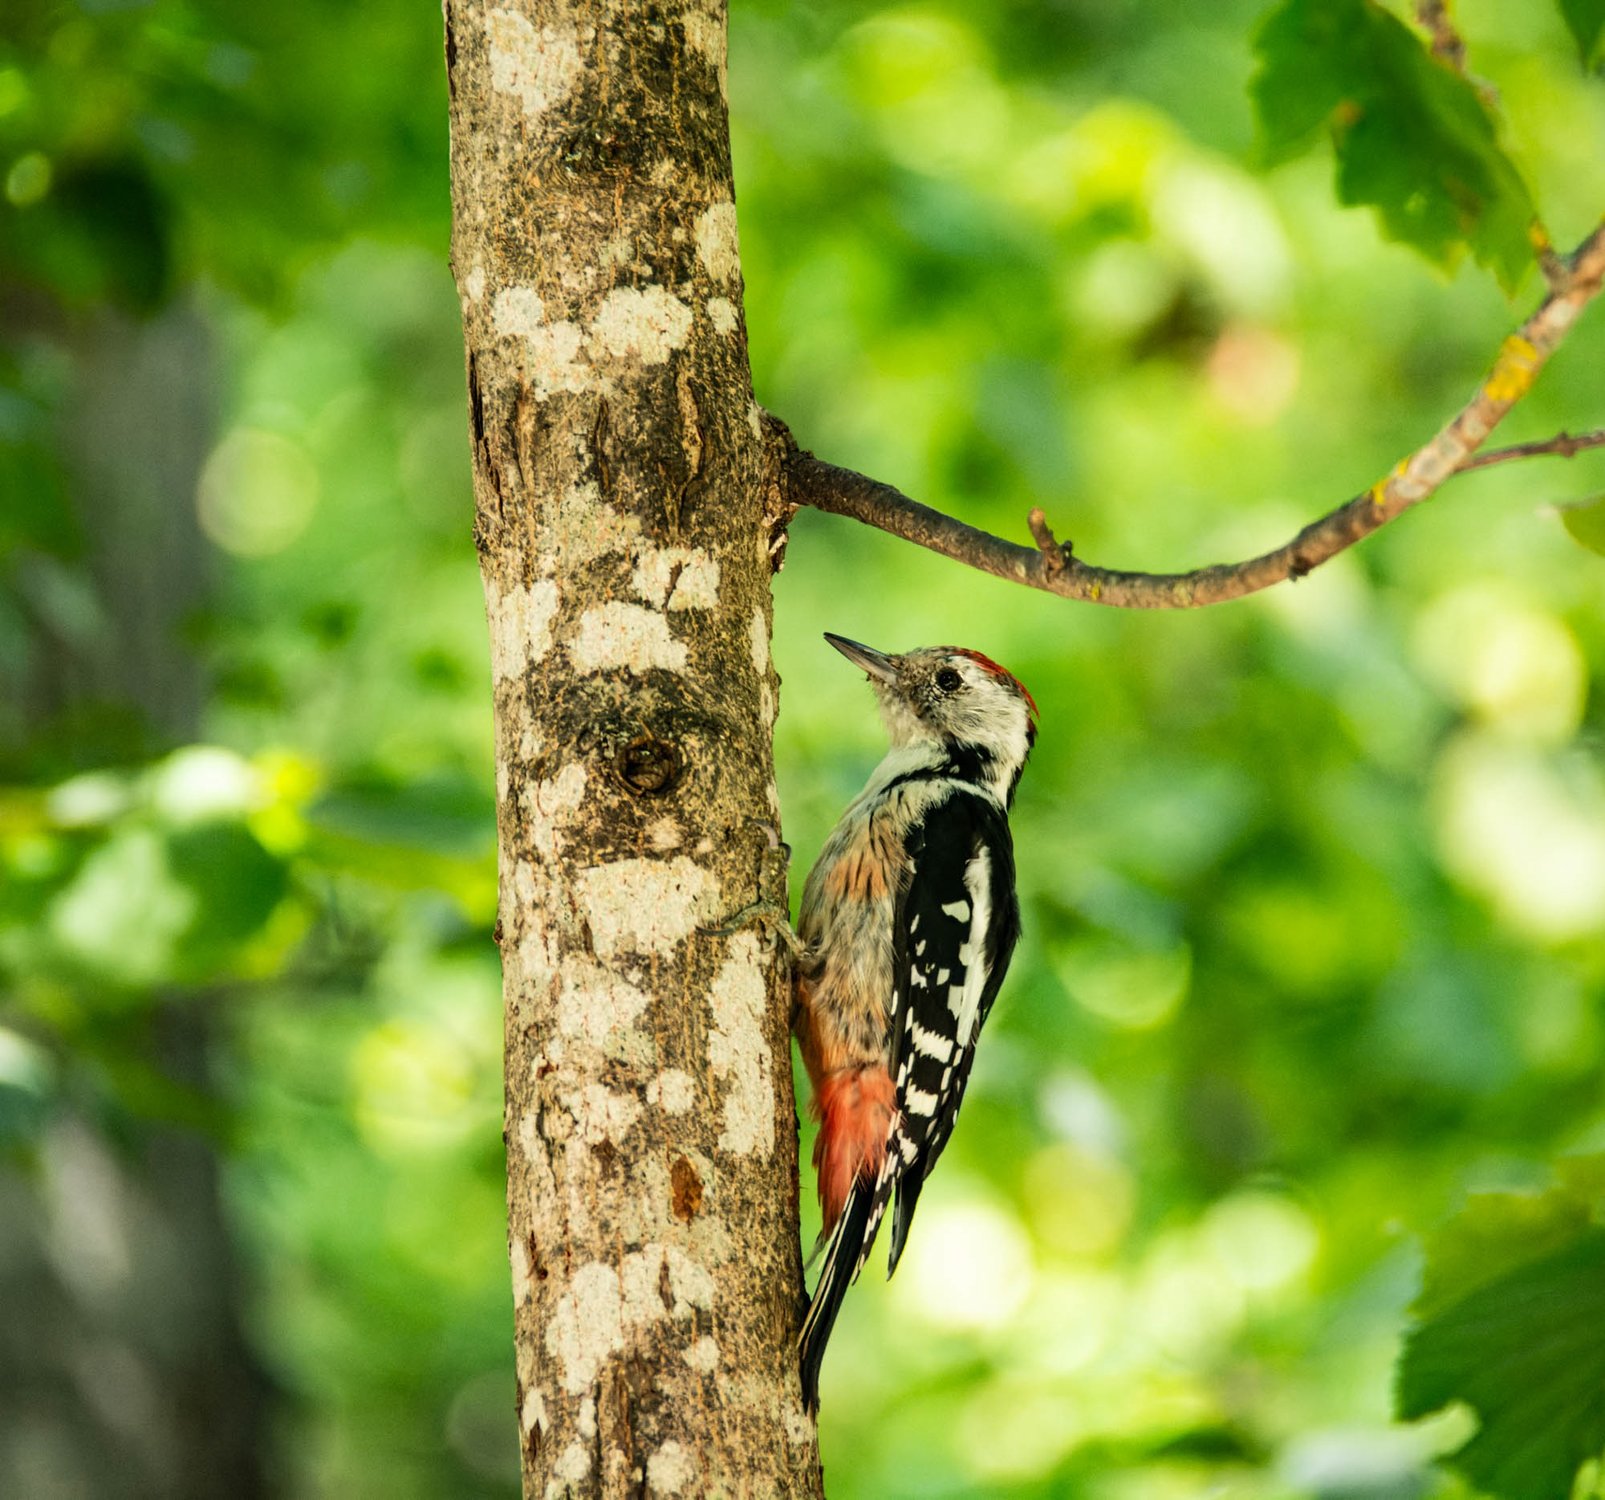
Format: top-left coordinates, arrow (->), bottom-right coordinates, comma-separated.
1416,0 -> 1467,71
784,221 -> 1605,610
1415,0 -> 1502,110
1459,428 -> 1605,473
1530,220 -> 1571,294
1026,507 -> 1069,577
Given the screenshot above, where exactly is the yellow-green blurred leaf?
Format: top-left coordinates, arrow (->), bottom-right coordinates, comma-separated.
1557,493 -> 1605,555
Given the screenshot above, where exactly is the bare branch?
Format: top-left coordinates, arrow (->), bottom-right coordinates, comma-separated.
786,220 -> 1605,610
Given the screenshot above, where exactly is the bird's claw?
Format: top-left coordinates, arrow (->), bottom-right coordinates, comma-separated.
699,900 -> 806,957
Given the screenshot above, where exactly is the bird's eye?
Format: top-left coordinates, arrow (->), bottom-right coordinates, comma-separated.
936,668 -> 963,692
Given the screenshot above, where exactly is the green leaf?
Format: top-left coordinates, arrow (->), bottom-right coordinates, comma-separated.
165,822 -> 289,976
1399,1163 -> 1605,1500
1558,494 -> 1605,555
1414,1188 -> 1593,1321
1399,1230 -> 1605,1500
1251,0 -> 1538,292
1557,0 -> 1605,67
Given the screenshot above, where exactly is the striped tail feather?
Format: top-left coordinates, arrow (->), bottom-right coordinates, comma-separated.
799,1179 -> 874,1412
885,1171 -> 925,1278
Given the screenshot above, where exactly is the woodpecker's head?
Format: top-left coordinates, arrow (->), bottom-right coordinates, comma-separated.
826,633 -> 1037,797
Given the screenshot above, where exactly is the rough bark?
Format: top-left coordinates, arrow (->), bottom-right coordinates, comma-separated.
446,3 -> 821,1495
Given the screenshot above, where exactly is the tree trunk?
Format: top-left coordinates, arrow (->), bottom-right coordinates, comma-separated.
445,2 -> 822,1494
0,305 -> 271,1500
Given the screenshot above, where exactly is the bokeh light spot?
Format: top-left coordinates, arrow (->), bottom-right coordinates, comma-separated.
893,1195 -> 1035,1332
197,427 -> 319,557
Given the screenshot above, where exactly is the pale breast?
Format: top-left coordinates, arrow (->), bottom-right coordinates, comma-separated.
797,781 -> 950,1063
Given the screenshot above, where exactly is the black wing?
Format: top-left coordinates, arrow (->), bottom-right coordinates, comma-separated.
875,787 -> 1020,1277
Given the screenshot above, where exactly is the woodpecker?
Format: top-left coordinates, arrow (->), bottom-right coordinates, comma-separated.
794,632 -> 1036,1409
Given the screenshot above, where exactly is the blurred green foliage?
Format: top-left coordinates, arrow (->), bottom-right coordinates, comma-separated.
3,0 -> 1605,1497
1557,0 -> 1605,67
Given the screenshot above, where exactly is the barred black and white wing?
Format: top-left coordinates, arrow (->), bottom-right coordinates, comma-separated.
867,786 -> 1020,1277
799,784 -> 1020,1410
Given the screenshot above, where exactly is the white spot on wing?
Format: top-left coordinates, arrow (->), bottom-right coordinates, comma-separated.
941,899 -> 971,922
905,1085 -> 938,1116
954,848 -> 993,1051
909,1020 -> 952,1062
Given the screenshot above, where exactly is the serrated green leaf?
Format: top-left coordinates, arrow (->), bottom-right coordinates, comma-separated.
1558,494 -> 1605,556
1251,0 -> 1538,292
1414,1188 -> 1592,1321
1399,1230 -> 1605,1500
1557,0 -> 1605,67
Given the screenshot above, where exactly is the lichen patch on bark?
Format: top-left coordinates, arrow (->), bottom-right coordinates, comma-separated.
560,1083 -> 643,1145
681,8 -> 728,97
523,761 -> 588,859
576,855 -> 718,960
485,576 -> 559,677
694,201 -> 741,284
631,544 -> 721,611
555,964 -> 652,1051
548,1261 -> 626,1394
646,1069 -> 696,1114
486,9 -> 584,123
707,933 -> 774,1157
590,286 -> 696,363
682,1334 -> 720,1372
491,288 -> 589,397
748,604 -> 771,675
569,602 -> 689,675
552,1440 -> 593,1485
647,1442 -> 695,1494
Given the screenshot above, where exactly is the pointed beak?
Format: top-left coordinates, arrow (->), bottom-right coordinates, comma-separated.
824,633 -> 899,685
